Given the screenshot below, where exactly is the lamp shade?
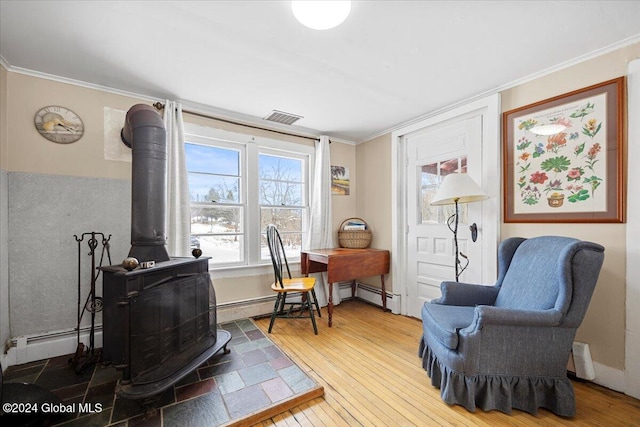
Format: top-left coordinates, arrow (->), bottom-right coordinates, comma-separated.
430,173 -> 489,206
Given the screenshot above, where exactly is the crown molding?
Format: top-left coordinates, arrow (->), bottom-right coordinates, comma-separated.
0,55 -> 10,70
1,59 -> 158,103
0,57 -> 357,146
360,34 -> 640,144
4,32 -> 638,147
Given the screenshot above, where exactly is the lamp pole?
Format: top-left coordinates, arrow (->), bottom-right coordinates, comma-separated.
453,199 -> 460,281
446,198 -> 467,282
431,173 -> 486,282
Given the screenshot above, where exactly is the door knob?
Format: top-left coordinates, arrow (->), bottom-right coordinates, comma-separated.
470,223 -> 478,242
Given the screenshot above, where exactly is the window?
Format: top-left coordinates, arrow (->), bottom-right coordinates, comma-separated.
186,142 -> 244,264
420,156 -> 468,225
184,124 -> 312,268
259,152 -> 306,261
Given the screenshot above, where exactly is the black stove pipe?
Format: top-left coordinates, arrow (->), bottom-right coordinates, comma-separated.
121,104 -> 170,262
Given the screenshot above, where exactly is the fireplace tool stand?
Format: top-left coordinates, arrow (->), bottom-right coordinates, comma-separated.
69,232 -> 111,374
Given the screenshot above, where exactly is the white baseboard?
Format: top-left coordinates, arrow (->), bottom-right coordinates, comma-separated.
592,361 -> 626,393
217,297 -> 275,323
217,283 -> 354,323
0,297 -> 632,400
355,282 -> 401,314
0,283 -> 403,371
1,326 -> 102,371
217,281 -> 403,324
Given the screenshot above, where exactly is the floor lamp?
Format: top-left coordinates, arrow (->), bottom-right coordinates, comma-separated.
430,173 -> 489,282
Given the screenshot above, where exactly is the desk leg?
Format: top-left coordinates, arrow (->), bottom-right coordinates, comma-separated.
381,275 -> 387,311
303,253 -> 310,277
328,282 -> 333,327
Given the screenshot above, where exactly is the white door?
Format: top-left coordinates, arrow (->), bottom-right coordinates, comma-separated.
406,116 -> 484,318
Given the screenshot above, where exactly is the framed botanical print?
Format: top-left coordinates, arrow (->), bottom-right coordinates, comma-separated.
503,77 -> 625,223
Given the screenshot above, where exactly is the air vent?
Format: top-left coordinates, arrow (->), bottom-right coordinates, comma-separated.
263,110 -> 303,125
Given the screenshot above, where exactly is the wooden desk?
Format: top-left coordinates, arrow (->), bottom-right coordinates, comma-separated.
300,248 -> 390,327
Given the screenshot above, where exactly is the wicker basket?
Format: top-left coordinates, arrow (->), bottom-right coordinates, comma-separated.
338,218 -> 372,249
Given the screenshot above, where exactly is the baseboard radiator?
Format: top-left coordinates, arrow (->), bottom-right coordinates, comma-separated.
1,281 -> 400,370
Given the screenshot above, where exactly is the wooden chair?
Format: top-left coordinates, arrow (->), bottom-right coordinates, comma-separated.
266,224 -> 321,334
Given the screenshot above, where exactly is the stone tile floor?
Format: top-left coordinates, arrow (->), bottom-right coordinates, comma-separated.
1,319 -> 318,426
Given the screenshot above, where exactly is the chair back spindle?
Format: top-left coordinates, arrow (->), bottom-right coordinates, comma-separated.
266,224 -> 292,288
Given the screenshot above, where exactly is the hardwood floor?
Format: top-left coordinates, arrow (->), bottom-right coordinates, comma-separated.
251,299 -> 640,426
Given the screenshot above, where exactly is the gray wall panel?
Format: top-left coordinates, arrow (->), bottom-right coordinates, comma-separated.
1,169 -> 9,348
8,172 -> 130,337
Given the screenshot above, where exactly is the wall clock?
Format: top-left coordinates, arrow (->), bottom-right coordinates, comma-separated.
34,106 -> 84,144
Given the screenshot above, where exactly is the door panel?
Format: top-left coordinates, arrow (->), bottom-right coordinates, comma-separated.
406,116 -> 483,318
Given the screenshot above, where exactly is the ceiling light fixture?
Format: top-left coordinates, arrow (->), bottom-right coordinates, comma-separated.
291,1 -> 351,30
529,124 -> 567,136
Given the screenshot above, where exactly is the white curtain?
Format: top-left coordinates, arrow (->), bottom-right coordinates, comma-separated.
164,100 -> 190,257
306,135 -> 337,307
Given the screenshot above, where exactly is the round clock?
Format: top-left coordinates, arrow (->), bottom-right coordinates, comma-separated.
34,106 -> 84,144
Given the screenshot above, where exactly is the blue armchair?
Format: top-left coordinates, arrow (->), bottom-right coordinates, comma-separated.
419,236 -> 604,416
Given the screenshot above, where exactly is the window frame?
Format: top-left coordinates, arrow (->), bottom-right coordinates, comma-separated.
186,138 -> 246,265
257,148 -> 310,263
183,123 -> 314,275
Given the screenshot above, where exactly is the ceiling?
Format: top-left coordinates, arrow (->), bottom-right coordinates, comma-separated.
1,1 -> 640,143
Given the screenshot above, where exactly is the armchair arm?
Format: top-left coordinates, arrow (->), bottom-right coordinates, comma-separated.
461,306 -> 564,334
433,281 -> 499,306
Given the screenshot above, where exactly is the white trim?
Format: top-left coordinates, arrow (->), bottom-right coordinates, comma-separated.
4,33 -> 638,146
0,54 -> 10,71
0,296 -> 284,369
2,60 -> 158,104
362,35 -> 640,143
391,95 -> 501,316
0,281 -> 394,371
217,282 -> 358,323
183,122 -> 314,270
0,56 -> 357,145
592,361 -> 626,393
625,58 -> 640,399
184,122 -> 315,155
210,263 -> 275,279
1,326 -> 103,369
355,282 -> 401,315
217,296 -> 276,324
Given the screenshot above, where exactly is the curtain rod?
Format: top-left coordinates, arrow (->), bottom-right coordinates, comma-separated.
153,102 -> 326,143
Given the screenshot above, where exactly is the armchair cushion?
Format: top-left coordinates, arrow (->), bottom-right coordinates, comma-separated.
469,306 -> 564,328
421,304 -> 475,350
433,281 -> 499,306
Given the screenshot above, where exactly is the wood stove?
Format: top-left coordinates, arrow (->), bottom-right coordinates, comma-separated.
100,104 -> 230,400
101,258 -> 229,399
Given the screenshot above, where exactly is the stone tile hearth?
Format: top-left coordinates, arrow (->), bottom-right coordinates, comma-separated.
1,319 -> 322,426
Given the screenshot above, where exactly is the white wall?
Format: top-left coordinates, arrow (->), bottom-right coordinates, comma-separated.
625,58 -> 640,399
1,65 -> 10,363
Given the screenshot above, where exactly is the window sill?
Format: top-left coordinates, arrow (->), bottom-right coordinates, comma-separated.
209,261 -> 301,279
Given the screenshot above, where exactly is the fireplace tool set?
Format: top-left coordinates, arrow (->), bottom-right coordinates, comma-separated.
69,231 -> 111,373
